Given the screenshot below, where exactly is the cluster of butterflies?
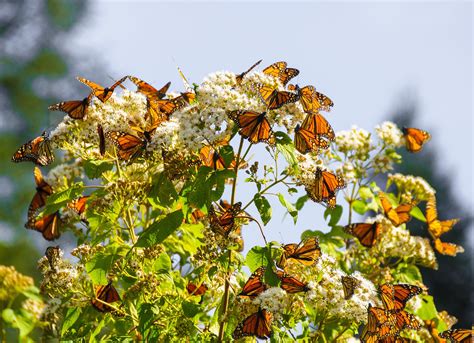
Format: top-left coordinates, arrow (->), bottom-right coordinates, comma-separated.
232,237 -> 321,339
344,192 -> 461,256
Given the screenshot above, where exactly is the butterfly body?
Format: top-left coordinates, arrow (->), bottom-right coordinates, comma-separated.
255,83 -> 300,110
305,167 -> 345,208
341,275 -> 361,299
238,266 -> 268,299
228,110 -> 275,145
106,131 -> 150,161
48,94 -> 92,119
232,308 -> 273,339
235,59 -> 262,85
128,75 -> 170,101
276,271 -> 309,293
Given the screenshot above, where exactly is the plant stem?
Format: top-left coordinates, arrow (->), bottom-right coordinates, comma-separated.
241,174 -> 290,212
127,208 -> 137,244
231,137 -> 245,205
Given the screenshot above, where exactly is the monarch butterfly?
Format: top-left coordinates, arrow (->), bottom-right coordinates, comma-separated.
433,238 -> 464,257
301,112 -> 335,141
288,84 -> 334,112
77,76 -> 127,103
277,237 -> 321,269
393,310 -> 421,331
238,266 -> 268,299
379,193 -> 415,227
344,222 -> 382,248
97,124 -> 106,156
305,167 -> 345,208
425,195 -> 459,239
294,124 -> 329,154
402,127 -> 431,153
263,61 -> 299,86
28,167 -> 53,225
276,271 -> 309,293
186,282 -> 208,296
25,211 -> 61,241
232,308 -> 273,339
361,304 -> 398,342
228,110 -> 275,145
128,75 -> 171,101
208,201 -> 242,236
11,131 -> 55,166
255,83 -> 300,110
48,94 -> 93,119
149,92 -> 196,117
199,144 -> 245,171
106,131 -> 150,161
439,328 -> 473,343
341,275 -> 361,300
379,283 -> 422,312
235,59 -> 262,85
67,196 -> 89,215
45,245 -> 60,271
91,281 -> 121,312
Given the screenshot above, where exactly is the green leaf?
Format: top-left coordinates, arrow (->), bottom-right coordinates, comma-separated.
135,210 -> 184,247
254,194 -> 272,225
138,303 -> 159,335
153,253 -> 171,274
43,183 -> 83,214
277,193 -> 298,224
295,195 -> 309,210
61,307 -> 82,336
358,186 -> 373,200
275,131 -> 298,168
324,205 -> 343,226
352,200 -> 368,215
264,266 -> 279,287
83,160 -> 113,179
85,248 -> 125,284
396,264 -> 422,283
2,308 -> 15,323
148,173 -> 178,208
219,145 -> 234,167
182,301 -> 200,318
415,295 -> 438,320
245,246 -> 269,271
410,206 -> 426,222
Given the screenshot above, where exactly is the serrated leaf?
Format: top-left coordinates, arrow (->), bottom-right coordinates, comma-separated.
245,246 -> 269,271
135,210 -> 184,247
84,160 -> 113,179
254,194 -> 272,225
277,193 -> 298,224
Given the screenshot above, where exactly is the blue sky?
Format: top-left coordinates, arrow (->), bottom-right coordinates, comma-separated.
68,1 -> 472,248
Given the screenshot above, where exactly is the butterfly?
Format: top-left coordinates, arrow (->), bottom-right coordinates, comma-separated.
288,84 -> 334,112
232,308 -> 273,340
199,144 -> 244,171
341,275 -> 361,300
77,76 -> 127,103
25,211 -> 61,241
67,196 -> 89,215
91,281 -> 121,312
28,167 -> 53,225
402,127 -> 431,153
439,328 -> 473,343
392,310 -> 421,331
379,193 -> 415,227
208,201 -> 242,236
255,83 -> 300,110
301,112 -> 335,141
48,94 -> 93,119
277,237 -> 321,269
433,238 -> 464,257
276,271 -> 309,293
238,266 -> 268,299
294,124 -> 328,154
97,124 -> 106,156
361,304 -> 398,342
45,245 -> 61,271
149,92 -> 196,117
379,283 -> 422,312
235,59 -> 262,85
128,75 -> 171,101
263,61 -> 299,86
228,110 -> 275,145
425,195 -> 459,239
344,222 -> 382,248
11,131 -> 55,166
106,130 -> 151,161
305,167 -> 345,208
186,282 -> 208,296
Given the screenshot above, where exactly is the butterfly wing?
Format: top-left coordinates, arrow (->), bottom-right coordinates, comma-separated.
380,284 -> 422,311
232,309 -> 272,339
276,271 -> 309,293
186,282 -> 208,296
128,75 -> 170,100
306,168 -> 345,208
78,76 -> 126,102
106,131 -> 147,161
199,145 -> 227,170
263,61 -> 287,78
256,84 -> 299,110
426,196 -> 459,238
402,127 -> 431,153
29,167 -> 53,219
298,86 -> 333,113
67,196 -> 89,215
302,112 -> 335,141
48,95 -> 91,119
91,282 -> 121,312
12,132 -> 55,166
26,211 -> 60,241
235,59 -> 262,85
433,238 -> 464,256
228,110 -> 275,145
285,237 -> 321,266
345,222 -> 381,248
393,310 -> 421,331
238,266 -> 268,298
440,328 -> 473,343
341,275 -> 361,300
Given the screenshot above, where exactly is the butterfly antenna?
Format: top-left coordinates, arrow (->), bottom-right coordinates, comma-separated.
176,65 -> 193,92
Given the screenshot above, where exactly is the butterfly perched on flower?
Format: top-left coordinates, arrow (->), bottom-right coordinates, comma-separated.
344,222 -> 382,248
48,93 -> 93,120
199,143 -> 246,171
91,281 -> 121,312
45,245 -> 61,271
439,328 -> 473,343
305,167 -> 345,208
148,91 -> 196,118
11,131 -> 54,166
277,237 -> 321,269
228,110 -> 275,145
25,211 -> 61,241
301,112 -> 335,141
294,124 -> 329,154
186,282 -> 208,296
379,193 -> 415,227
255,83 -> 300,110
208,201 -> 242,237
238,266 -> 268,299
77,76 -> 127,103
106,130 -> 152,161
341,275 -> 361,300
235,59 -> 262,85
28,167 -> 53,225
276,271 -> 309,293
288,84 -> 334,112
379,283 -> 422,312
263,61 -> 299,86
128,75 -> 170,101
402,127 -> 431,153
361,304 -> 398,343
232,308 -> 273,340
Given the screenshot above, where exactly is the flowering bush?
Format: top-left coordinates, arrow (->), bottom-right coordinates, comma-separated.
2,61 -> 469,342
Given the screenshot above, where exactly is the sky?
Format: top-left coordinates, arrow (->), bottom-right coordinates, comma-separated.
66,1 -> 473,250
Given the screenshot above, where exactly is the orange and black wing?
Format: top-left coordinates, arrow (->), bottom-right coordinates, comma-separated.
91,282 -> 121,312
186,282 -> 208,296
393,310 -> 421,331
263,61 -> 299,86
128,75 -> 170,100
341,275 -> 361,300
440,328 -> 473,343
106,131 -> 147,161
232,308 -> 273,340
296,85 -> 333,113
345,222 -> 381,248
26,211 -> 61,241
235,59 -> 262,85
281,237 -> 321,267
276,271 -> 309,293
28,167 -> 53,222
238,266 -> 268,299
426,195 -> 459,239
402,127 -> 431,153
12,131 -> 55,166
294,124 -> 328,154
228,110 -> 275,145
67,196 -> 89,215
199,145 -> 227,170
379,193 -> 413,227
256,83 -> 300,110
301,112 -> 335,141
208,202 -> 241,236
306,167 -> 345,208
433,238 -> 464,257
379,283 -> 422,311
77,76 -> 127,103
48,94 -> 92,119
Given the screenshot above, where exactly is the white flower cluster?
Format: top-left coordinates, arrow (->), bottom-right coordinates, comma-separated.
375,121 -> 403,148
44,159 -> 83,191
388,173 -> 435,201
292,153 -> 326,187
335,126 -> 373,160
252,287 -> 290,320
